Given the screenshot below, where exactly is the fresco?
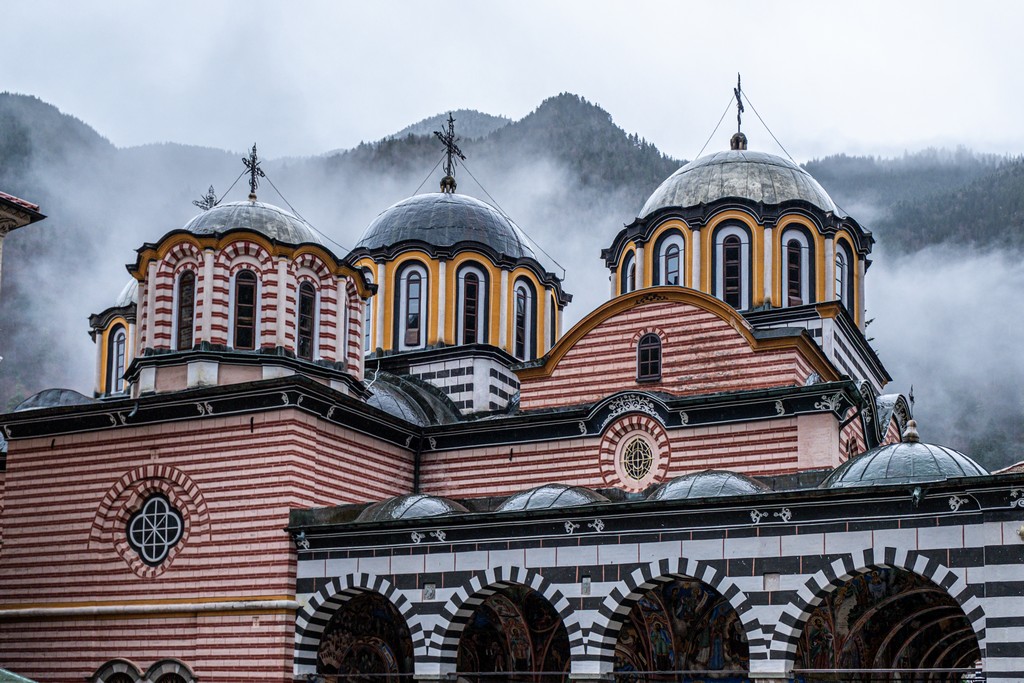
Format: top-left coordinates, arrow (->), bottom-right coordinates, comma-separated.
317,592 -> 415,680
795,568 -> 980,682
456,584 -> 570,682
614,579 -> 750,682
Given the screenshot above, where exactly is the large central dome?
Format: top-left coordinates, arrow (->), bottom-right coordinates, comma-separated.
182,200 -> 324,246
639,150 -> 839,219
355,192 -> 535,259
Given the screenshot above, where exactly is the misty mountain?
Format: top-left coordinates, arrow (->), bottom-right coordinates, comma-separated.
391,109 -> 511,141
0,91 -> 1021,469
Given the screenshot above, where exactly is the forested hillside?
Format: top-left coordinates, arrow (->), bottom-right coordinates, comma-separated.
1,91 -> 1021,468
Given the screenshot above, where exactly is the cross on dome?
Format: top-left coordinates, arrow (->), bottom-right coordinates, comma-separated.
243,143 -> 265,200
433,112 -> 466,193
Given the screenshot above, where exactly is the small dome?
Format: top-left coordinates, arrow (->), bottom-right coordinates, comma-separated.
821,441 -> 988,489
114,279 -> 138,308
355,494 -> 468,523
496,483 -> 608,513
648,470 -> 768,501
355,193 -> 535,260
14,388 -> 96,412
640,150 -> 839,219
182,200 -> 324,246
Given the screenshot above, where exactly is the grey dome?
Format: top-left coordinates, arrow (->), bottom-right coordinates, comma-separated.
356,193 -> 535,259
115,279 -> 138,308
356,494 -> 468,523
15,388 -> 96,412
648,470 -> 768,501
821,441 -> 988,489
182,200 -> 324,245
496,483 -> 608,513
640,150 -> 839,218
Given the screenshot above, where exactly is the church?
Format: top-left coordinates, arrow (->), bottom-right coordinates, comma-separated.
0,104 -> 1021,683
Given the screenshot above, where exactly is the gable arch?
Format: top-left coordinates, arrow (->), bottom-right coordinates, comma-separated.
91,658 -> 143,683
293,573 -> 421,677
143,659 -> 195,683
431,565 -> 587,668
587,557 -> 762,669
771,546 -> 986,664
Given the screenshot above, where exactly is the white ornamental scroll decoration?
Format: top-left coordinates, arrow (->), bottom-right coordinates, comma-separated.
1011,489 -> 1024,509
814,393 -> 843,413
601,394 -> 660,429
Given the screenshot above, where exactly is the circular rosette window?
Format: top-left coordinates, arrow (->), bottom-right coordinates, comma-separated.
127,494 -> 184,566
600,414 -> 670,491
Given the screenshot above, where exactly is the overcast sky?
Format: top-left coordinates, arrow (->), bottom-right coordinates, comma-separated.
6,0 -> 1024,161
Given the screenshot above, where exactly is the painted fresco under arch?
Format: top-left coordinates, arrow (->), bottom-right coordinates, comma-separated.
316,592 -> 414,679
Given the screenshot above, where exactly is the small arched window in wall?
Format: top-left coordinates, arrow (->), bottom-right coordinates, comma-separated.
620,251 -> 636,294
664,244 -> 681,286
457,266 -> 488,346
835,243 -> 853,309
714,226 -> 750,310
405,271 -> 423,347
548,294 -> 557,350
176,271 -> 195,350
297,282 -> 316,361
233,270 -> 258,350
108,325 -> 127,394
637,333 -> 662,381
786,240 -> 803,305
653,231 -> 685,286
781,229 -> 813,307
513,279 -> 536,361
363,270 -> 374,352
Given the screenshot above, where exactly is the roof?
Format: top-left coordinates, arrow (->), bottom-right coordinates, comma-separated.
0,191 -> 40,213
355,192 -> 536,260
182,200 -> 324,246
639,150 -> 840,219
648,470 -> 769,501
14,388 -> 96,412
820,440 -> 989,489
356,494 -> 468,522
495,483 -> 608,512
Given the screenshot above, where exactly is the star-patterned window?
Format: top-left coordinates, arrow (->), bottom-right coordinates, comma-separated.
127,495 -> 183,566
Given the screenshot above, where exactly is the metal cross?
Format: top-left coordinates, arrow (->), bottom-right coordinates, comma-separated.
734,73 -> 745,133
192,185 -> 218,211
243,143 -> 266,196
433,113 -> 466,180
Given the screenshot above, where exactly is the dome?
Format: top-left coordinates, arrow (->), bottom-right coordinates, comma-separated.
495,483 -> 608,513
355,193 -> 535,260
181,200 -> 324,246
355,494 -> 468,523
821,439 -> 988,489
14,388 -> 96,412
114,279 -> 138,308
648,470 -> 769,501
639,150 -> 839,219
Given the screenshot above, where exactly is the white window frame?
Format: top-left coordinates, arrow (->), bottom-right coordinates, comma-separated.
227,267 -> 262,350
621,251 -> 636,294
109,326 -> 127,394
456,264 -> 488,345
363,270 -> 374,353
513,279 -> 534,361
780,229 -> 811,307
714,225 -> 750,310
397,263 -> 428,352
657,233 -> 686,286
295,280 -> 320,361
835,243 -> 853,308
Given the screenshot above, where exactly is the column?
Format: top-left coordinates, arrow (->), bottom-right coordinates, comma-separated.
436,260 -> 446,343
635,245 -> 645,289
824,237 -> 835,301
375,261 -> 386,350
691,229 -> 702,291
538,288 -> 548,353
144,261 -> 158,349
857,258 -> 866,330
201,249 -> 215,342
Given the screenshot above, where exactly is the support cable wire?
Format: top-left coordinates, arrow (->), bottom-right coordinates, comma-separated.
741,89 -> 853,218
412,155 -> 446,196
461,161 -> 567,281
261,172 -> 352,256
215,169 -> 248,205
693,93 -> 737,161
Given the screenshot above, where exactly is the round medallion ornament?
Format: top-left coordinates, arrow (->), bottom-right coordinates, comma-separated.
127,495 -> 184,566
621,436 -> 654,481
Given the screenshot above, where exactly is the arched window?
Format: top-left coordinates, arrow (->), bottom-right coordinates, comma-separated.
175,271 -> 195,350
836,243 -> 853,308
233,270 -> 258,350
456,265 -> 488,346
620,251 -> 636,294
297,282 -> 316,361
781,229 -> 813,308
637,333 -> 662,381
108,325 -> 127,394
714,225 -> 750,309
513,279 -> 536,361
396,263 -> 428,351
653,231 -> 685,286
363,270 -> 374,352
548,294 -> 557,350
787,240 -> 802,305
